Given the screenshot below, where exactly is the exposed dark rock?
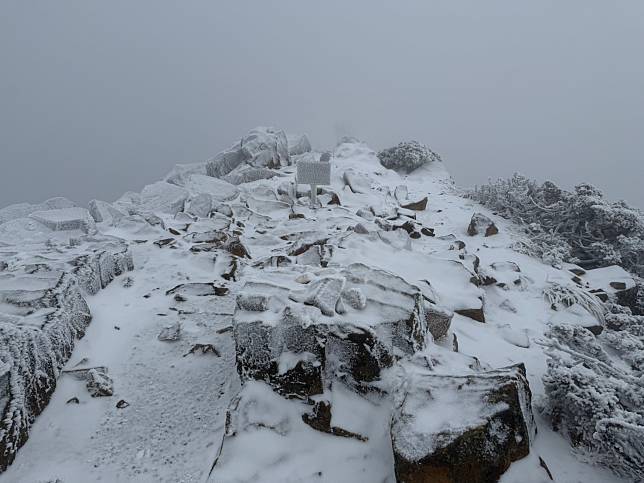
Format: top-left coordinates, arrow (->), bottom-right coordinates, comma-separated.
391,364 -> 535,483
421,227 -> 435,237
468,213 -> 499,237
302,400 -> 368,441
401,197 -> 428,211
86,369 -> 114,397
425,304 -> 453,340
184,343 -> 221,357
154,238 -> 176,248
455,307 -> 486,323
609,281 -> 627,290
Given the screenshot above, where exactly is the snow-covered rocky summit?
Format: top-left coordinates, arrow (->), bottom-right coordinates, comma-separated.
0,130 -> 642,482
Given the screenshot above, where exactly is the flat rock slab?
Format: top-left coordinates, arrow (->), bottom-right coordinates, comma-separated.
140,181 -> 189,215
182,174 -> 239,202
30,207 -> 96,233
391,364 -> 535,483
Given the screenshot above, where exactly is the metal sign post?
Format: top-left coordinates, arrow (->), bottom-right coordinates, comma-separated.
296,159 -> 331,208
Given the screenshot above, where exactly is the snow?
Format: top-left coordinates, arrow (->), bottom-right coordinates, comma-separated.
0,135 -> 637,482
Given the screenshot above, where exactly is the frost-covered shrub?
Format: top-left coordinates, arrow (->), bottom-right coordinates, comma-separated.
469,174 -> 644,276
543,282 -> 606,324
541,318 -> 644,480
377,141 -> 441,173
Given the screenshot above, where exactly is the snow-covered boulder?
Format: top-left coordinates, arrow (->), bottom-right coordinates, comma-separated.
182,174 -> 239,202
164,162 -> 207,186
206,127 -> 290,179
343,169 -> 372,194
391,364 -> 535,483
233,264 -> 429,398
139,181 -> 189,215
29,207 -> 96,234
467,212 -> 499,237
0,197 -> 76,225
287,133 -> 312,156
222,166 -> 282,185
88,200 -> 125,225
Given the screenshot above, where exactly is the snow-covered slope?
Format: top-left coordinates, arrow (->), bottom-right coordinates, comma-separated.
0,134 -> 640,482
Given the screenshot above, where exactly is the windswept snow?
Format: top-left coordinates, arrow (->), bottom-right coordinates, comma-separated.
0,135 -> 637,482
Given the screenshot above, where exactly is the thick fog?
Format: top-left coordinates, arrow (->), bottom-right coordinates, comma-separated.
1,1 -> 643,208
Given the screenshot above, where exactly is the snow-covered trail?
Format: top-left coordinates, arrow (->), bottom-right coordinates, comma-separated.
0,244 -> 237,483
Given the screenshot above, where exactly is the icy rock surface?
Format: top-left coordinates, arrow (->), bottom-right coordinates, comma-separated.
88,200 -> 125,225
181,174 -> 239,202
287,133 -> 312,156
206,127 -> 290,179
0,273 -> 91,471
30,207 -> 96,233
139,182 -> 189,215
392,364 -> 535,483
0,234 -> 133,470
0,197 -> 76,225
233,263 -> 429,397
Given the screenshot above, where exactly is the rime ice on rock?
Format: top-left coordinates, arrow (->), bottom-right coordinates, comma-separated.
181,174 -> 239,202
0,238 -> 133,470
0,197 -> 76,225
232,263 -> 429,398
206,127 -> 290,179
30,207 -> 97,233
139,181 -> 189,215
88,200 -> 125,225
287,133 -> 312,156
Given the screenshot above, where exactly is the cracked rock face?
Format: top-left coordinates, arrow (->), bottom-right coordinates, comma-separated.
391,364 -> 535,483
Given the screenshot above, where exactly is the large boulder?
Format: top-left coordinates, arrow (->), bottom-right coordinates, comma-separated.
181,174 -> 239,202
88,200 -> 125,225
233,264 -> 429,398
139,181 -> 189,215
287,133 -> 312,156
467,213 -> 499,237
391,364 -> 535,483
206,127 -> 290,179
29,207 -> 96,234
0,197 -> 76,225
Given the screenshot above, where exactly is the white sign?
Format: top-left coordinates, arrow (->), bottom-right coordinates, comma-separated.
297,161 -> 331,186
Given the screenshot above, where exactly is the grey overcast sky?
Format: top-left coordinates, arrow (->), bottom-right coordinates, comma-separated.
1,1 -> 643,208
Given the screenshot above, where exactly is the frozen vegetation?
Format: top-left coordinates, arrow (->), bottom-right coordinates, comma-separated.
0,128 -> 641,482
